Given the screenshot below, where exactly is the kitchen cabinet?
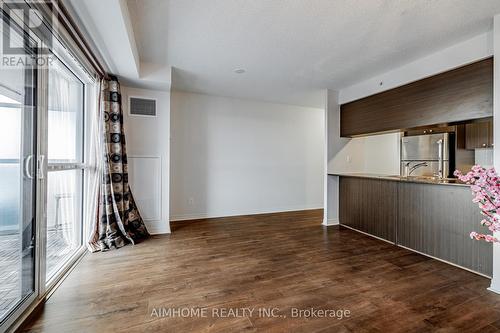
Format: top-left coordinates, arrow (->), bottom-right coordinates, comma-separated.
340,58 -> 493,137
397,182 -> 491,276
339,177 -> 397,242
465,120 -> 493,149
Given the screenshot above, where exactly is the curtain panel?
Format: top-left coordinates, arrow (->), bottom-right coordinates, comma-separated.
88,77 -> 149,252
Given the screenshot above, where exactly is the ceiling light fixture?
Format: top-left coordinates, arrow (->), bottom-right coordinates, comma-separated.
234,68 -> 246,74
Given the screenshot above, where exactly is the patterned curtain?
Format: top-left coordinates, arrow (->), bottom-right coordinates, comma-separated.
88,76 -> 149,252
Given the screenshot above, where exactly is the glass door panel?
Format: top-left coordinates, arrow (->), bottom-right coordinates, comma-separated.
0,25 -> 37,325
46,56 -> 84,282
46,169 -> 82,279
47,59 -> 84,164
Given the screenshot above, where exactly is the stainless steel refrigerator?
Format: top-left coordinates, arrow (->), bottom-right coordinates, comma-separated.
400,133 -> 454,178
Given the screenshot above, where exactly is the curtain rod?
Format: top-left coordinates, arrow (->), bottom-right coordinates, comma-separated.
53,0 -> 108,78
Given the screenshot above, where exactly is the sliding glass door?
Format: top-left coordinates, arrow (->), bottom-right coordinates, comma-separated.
0,13 -> 38,328
45,56 -> 84,282
0,2 -> 94,331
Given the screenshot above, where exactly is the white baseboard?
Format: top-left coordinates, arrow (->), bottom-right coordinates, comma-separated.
148,230 -> 171,235
488,279 -> 500,294
170,205 -> 324,222
487,287 -> 500,294
145,220 -> 171,234
322,218 -> 339,226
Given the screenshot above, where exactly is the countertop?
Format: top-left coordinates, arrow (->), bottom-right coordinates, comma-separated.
328,173 -> 470,187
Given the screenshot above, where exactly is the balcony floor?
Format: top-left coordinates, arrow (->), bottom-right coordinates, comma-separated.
0,229 -> 76,320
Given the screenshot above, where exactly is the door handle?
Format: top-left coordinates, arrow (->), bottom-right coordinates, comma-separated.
436,139 -> 444,179
37,155 -> 46,179
24,155 -> 34,179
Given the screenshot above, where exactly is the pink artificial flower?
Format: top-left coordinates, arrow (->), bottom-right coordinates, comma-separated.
470,231 -> 483,241
480,219 -> 491,226
471,185 -> 481,192
457,166 -> 500,243
485,235 -> 493,241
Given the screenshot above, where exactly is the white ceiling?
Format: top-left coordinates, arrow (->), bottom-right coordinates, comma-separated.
71,0 -> 500,107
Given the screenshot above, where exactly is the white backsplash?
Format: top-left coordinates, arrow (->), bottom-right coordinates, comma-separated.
474,148 -> 494,168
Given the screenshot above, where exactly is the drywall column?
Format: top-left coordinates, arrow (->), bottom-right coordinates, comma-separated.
323,89 -> 349,225
122,87 -> 171,234
491,15 -> 500,294
323,89 -> 336,225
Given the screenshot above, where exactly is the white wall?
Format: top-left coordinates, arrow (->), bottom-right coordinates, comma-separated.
328,133 -> 400,175
170,91 -> 324,221
363,134 -> 401,174
122,86 -> 171,234
490,14 -> 500,294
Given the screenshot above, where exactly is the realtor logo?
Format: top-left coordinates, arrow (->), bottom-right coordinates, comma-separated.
1,0 -> 54,68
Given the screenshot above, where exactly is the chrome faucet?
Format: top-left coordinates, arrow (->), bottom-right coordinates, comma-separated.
406,162 -> 429,176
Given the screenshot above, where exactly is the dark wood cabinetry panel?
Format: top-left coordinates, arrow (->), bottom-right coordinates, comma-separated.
340,58 -> 493,137
465,119 -> 493,149
338,176 -> 492,276
397,182 -> 492,276
339,177 -> 397,242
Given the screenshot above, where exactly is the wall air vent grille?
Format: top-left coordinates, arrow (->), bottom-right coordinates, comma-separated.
129,97 -> 156,117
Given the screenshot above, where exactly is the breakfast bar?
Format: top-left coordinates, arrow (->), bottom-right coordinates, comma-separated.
330,173 -> 493,276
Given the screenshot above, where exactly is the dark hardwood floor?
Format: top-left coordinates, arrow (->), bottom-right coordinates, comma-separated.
22,209 -> 500,332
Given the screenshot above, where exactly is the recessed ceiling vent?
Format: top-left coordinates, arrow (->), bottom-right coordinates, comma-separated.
129,97 -> 156,117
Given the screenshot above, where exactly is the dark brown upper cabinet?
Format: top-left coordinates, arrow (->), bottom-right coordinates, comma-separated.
340,58 -> 493,137
465,119 -> 493,149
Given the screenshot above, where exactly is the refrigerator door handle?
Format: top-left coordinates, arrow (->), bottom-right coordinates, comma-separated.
437,139 -> 444,178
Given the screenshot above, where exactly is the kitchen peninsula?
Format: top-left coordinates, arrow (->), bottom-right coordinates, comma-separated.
328,58 -> 494,278
330,173 -> 492,276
